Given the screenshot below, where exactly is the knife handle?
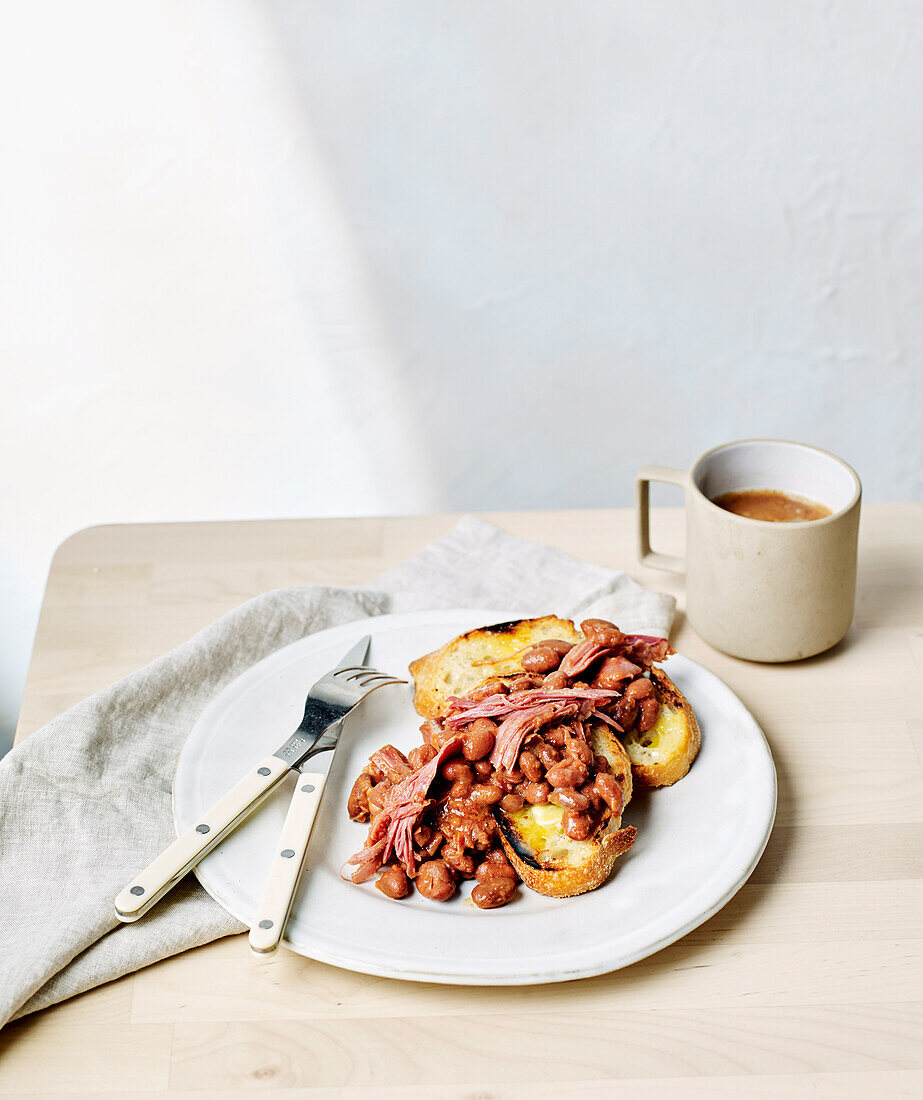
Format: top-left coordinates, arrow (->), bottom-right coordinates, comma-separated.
114,754 -> 291,922
249,771 -> 328,956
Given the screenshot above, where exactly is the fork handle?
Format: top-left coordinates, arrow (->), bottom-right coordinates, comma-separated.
249,771 -> 328,956
114,754 -> 290,922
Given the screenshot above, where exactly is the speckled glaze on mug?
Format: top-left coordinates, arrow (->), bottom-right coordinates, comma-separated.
636,440 -> 862,662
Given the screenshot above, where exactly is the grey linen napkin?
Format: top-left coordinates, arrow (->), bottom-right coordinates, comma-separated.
0,517 -> 674,1025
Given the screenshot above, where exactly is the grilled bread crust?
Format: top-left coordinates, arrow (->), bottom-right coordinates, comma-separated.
621,667 -> 700,788
495,722 -> 636,898
409,615 -> 581,719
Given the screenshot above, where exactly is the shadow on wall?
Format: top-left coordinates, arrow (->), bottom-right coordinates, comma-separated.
262,0 -> 922,508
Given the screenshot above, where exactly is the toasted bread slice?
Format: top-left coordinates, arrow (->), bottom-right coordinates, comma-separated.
409,615 -> 581,719
621,667 -> 700,788
495,721 -> 636,897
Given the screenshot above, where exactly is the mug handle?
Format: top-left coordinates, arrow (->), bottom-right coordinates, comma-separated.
635,465 -> 689,574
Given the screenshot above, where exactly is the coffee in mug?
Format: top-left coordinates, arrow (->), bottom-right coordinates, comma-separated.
636,440 -> 861,662
712,489 -> 831,523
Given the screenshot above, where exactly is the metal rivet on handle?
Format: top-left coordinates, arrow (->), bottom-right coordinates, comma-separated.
259,919 -> 273,929
130,886 -> 144,896
301,784 -> 315,793
196,824 -> 210,834
281,849 -> 295,858
257,767 -> 271,776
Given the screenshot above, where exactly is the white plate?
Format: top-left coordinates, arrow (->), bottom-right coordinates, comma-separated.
174,609 -> 776,985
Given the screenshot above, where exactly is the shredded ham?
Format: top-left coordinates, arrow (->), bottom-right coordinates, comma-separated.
445,686 -> 617,729
369,744 -> 412,784
557,633 -> 672,678
597,655 -> 641,682
489,702 -> 578,772
589,708 -> 623,731
624,634 -> 673,665
559,640 -> 608,677
343,837 -> 386,883
343,736 -> 462,879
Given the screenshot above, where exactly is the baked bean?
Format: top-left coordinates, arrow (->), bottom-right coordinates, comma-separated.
474,760 -> 493,777
485,847 -> 512,865
614,679 -> 653,729
500,792 -> 525,812
376,865 -> 409,899
366,782 -> 391,818
419,718 -> 442,746
462,718 -> 497,761
582,783 -> 604,812
625,676 -> 655,702
408,743 -> 438,770
509,674 -> 535,693
442,846 -> 476,877
449,776 -> 474,801
562,810 -> 594,841
545,758 -> 589,789
430,724 -> 460,751
521,645 -> 562,674
542,671 -> 569,691
593,771 -> 624,814
416,859 -> 456,901
535,742 -> 561,769
470,783 -> 504,806
440,807 -> 493,854
549,787 -> 590,812
475,858 -> 517,885
565,733 -> 594,767
347,773 -> 373,821
580,618 -> 626,648
493,767 -> 523,788
472,879 -> 517,909
594,656 -> 642,690
518,750 -> 544,782
545,639 -> 577,657
519,780 -> 551,804
442,760 -> 473,783
618,705 -> 639,730
638,695 -> 661,732
543,724 -> 567,747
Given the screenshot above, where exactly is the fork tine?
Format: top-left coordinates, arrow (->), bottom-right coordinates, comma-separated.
359,677 -> 407,697
355,672 -> 403,686
344,669 -> 388,683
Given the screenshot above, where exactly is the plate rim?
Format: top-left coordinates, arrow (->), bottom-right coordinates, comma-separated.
174,608 -> 777,985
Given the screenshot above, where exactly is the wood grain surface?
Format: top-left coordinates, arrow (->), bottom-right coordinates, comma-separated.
2,506 -> 921,1097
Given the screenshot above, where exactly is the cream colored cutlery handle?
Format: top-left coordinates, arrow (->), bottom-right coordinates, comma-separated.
249,771 -> 328,956
114,754 -> 291,922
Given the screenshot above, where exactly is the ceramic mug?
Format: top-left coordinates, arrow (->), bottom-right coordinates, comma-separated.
636,439 -> 862,662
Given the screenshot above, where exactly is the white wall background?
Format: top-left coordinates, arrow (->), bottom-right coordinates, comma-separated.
2,0 -> 921,748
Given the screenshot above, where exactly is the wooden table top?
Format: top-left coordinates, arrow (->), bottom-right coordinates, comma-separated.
2,505 -> 922,1097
